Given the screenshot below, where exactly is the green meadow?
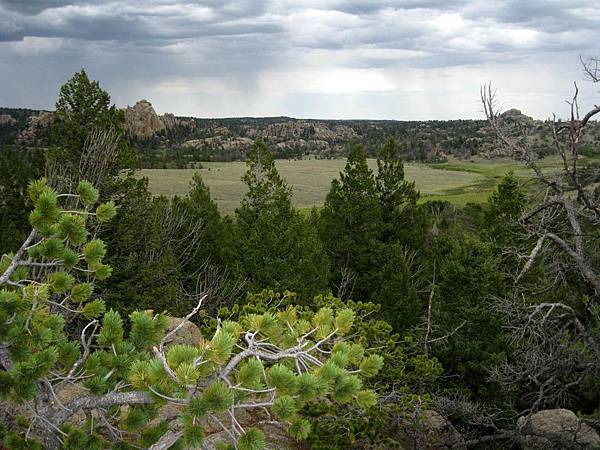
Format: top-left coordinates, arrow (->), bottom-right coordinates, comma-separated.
138,155 -> 576,214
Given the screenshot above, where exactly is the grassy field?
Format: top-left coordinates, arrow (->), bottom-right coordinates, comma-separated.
138,155 -> 577,214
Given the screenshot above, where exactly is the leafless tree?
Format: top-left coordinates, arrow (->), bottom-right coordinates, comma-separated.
179,262 -> 246,315
335,264 -> 357,300
46,127 -> 121,197
467,58 -> 600,448
481,77 -> 600,294
490,297 -> 600,414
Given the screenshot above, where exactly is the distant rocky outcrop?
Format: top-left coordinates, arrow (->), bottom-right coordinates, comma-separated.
517,409 -> 600,449
161,112 -> 195,130
500,108 -> 535,125
125,100 -> 166,139
17,111 -> 53,146
0,114 -> 16,126
248,120 -> 357,142
124,100 -> 196,139
179,120 -> 355,157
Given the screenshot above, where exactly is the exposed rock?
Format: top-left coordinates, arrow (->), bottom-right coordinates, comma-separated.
395,410 -> 466,450
16,111 -> 53,145
211,126 -> 231,136
517,409 -> 600,449
183,136 -> 254,152
274,139 -> 330,152
500,108 -> 534,125
161,112 -> 195,130
245,120 -> 357,143
125,100 -> 165,139
0,400 -> 29,432
160,112 -> 179,130
0,113 -> 16,126
156,405 -> 298,449
164,316 -> 202,348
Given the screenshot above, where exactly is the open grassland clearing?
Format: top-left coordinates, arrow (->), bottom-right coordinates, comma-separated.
138,155 -> 597,214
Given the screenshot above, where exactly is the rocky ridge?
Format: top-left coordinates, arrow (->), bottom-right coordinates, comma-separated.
122,99 -> 360,157
124,100 -> 195,139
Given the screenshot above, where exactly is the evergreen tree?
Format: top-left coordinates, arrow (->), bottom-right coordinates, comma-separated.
235,140 -> 329,299
0,179 -> 382,450
174,172 -> 227,269
100,173 -> 229,317
99,177 -> 178,316
484,171 -> 527,251
376,138 -> 428,248
371,242 -> 421,333
427,232 -> 509,401
240,139 -> 292,211
0,146 -> 45,254
51,69 -> 132,179
376,138 -> 418,220
319,145 -> 382,299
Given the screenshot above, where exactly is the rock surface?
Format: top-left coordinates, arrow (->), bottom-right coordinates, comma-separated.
17,111 -> 53,145
124,100 -> 196,139
201,411 -> 298,450
0,114 -> 16,126
517,408 -> 600,449
164,316 -> 202,347
500,108 -> 535,125
395,410 -> 466,450
125,100 -> 166,139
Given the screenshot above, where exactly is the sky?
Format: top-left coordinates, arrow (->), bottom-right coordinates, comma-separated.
0,0 -> 599,120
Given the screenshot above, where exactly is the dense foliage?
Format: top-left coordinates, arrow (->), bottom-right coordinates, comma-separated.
1,68 -> 600,449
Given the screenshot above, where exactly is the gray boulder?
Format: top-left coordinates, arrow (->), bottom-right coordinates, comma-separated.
517,409 -> 600,449
395,410 -> 466,450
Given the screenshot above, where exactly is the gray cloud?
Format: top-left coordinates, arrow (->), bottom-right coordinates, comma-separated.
0,0 -> 598,119
1,0 -> 76,14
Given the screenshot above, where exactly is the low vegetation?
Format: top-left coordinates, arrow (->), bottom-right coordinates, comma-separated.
1,62 -> 600,450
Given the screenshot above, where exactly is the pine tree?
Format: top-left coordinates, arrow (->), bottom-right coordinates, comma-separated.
371,242 -> 421,332
0,181 -> 382,449
0,146 -> 45,254
319,145 -> 382,299
376,138 -> 419,218
375,138 -> 428,248
175,172 -> 227,269
484,171 -> 527,251
51,69 -> 132,179
240,139 -> 292,211
235,140 -> 329,299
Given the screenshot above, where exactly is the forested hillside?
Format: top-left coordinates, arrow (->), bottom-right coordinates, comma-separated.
3,99 -> 600,169
1,68 -> 600,450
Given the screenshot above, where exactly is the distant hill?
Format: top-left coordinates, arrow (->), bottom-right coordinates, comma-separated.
2,101 -> 599,168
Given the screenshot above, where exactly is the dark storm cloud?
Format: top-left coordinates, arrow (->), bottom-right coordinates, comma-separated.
329,0 -> 467,15
463,0 -> 600,39
1,0 -> 77,14
0,1 -> 282,43
1,0 -> 599,118
1,1 -> 597,56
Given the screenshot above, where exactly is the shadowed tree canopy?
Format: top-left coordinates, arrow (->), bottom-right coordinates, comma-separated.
376,138 -> 419,217
319,144 -> 383,299
235,140 -> 329,298
51,69 -> 131,178
375,137 -> 427,249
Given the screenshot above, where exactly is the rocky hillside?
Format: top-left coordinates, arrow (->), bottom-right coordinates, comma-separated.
2,102 -> 599,168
